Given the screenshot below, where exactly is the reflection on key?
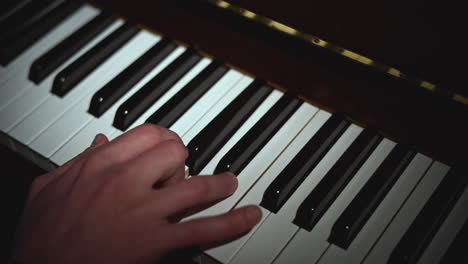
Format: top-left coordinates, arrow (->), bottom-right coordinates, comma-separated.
29,12 -> 116,84
214,92 -> 303,175
260,113 -> 350,213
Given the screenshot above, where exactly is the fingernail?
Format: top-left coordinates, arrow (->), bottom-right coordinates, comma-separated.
226,172 -> 238,194
91,134 -> 106,146
184,145 -> 189,158
246,205 -> 262,225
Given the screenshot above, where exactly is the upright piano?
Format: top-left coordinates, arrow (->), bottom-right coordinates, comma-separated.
1,0 -> 467,263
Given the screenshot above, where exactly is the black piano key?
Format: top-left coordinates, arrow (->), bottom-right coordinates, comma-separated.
0,0 -> 80,66
0,0 -> 30,23
28,12 -> 115,84
388,167 -> 467,264
145,60 -> 228,128
186,80 -> 272,176
0,0 -> 62,39
259,113 -> 350,213
328,143 -> 416,249
214,92 -> 303,175
440,219 -> 468,264
51,23 -> 140,97
89,39 -> 178,119
293,128 -> 382,231
110,48 -> 201,127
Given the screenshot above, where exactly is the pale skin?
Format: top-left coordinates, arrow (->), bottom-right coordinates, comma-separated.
12,124 -> 262,264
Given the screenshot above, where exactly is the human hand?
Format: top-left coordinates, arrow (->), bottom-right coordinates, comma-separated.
12,124 -> 262,264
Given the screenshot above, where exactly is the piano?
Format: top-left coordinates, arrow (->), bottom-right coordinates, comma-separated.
2,0 -> 467,263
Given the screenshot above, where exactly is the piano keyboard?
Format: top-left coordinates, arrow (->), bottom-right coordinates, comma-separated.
1,1 -> 466,264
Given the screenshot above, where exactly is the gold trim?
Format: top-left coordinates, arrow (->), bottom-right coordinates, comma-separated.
453,94 -> 468,105
205,0 -> 467,105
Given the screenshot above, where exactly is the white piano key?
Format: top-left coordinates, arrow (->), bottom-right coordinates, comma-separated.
0,19 -> 128,135
50,119 -> 115,166
10,20 -> 140,148
191,102 -> 320,226
205,109 -> 327,263
187,89 -> 283,180
29,34 -> 172,161
49,46 -> 187,165
417,185 -> 468,264
110,67 -> 246,141
108,68 -> 245,143
107,57 -> 215,140
0,5 -> 99,99
362,161 -> 450,264
178,88 -> 283,194
169,69 -> 245,137
317,153 -> 432,264
179,76 -> 254,145
229,120 -> 364,264
272,138 -> 396,264
37,54 -> 207,170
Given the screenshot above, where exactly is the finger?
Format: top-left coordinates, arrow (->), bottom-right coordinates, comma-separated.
149,172 -> 237,217
87,124 -> 182,171
27,134 -> 109,204
158,166 -> 189,188
161,205 -> 262,251
167,197 -> 224,224
55,133 -> 109,176
122,139 -> 188,190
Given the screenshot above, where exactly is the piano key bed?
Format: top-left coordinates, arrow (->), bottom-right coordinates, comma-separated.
0,1 -> 466,264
